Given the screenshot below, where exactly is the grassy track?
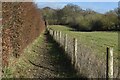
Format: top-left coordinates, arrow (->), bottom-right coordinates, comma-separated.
49,25 -> 118,59
3,31 -> 79,78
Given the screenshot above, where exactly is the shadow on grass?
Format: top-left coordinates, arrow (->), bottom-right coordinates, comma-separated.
45,31 -> 88,79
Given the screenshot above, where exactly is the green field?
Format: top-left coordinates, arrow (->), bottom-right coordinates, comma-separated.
49,25 -> 118,59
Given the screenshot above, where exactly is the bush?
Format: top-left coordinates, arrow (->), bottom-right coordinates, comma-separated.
41,4 -> 118,31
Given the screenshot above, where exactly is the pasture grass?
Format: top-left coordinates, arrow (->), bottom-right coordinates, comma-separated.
49,25 -> 118,59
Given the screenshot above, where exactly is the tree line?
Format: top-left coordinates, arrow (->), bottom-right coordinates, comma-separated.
40,4 -> 120,31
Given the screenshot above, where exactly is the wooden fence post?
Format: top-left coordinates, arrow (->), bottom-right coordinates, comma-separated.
54,31 -> 56,40
64,34 -> 68,52
52,30 -> 54,36
49,29 -> 51,35
59,31 -> 61,44
53,30 -> 55,39
106,47 -> 113,79
56,31 -> 58,41
57,31 -> 59,42
51,30 -> 53,36
56,31 -> 57,41
72,38 -> 77,67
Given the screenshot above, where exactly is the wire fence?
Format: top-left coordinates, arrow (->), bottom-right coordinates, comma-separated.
48,28 -> 116,78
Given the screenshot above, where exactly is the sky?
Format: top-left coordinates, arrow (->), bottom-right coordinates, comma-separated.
35,2 -> 118,14
34,0 -> 119,2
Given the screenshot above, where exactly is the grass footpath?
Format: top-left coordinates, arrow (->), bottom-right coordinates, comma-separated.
3,32 -> 44,78
3,31 -> 80,78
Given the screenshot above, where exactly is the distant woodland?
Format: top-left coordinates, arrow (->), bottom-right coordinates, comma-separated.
41,4 -> 120,31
